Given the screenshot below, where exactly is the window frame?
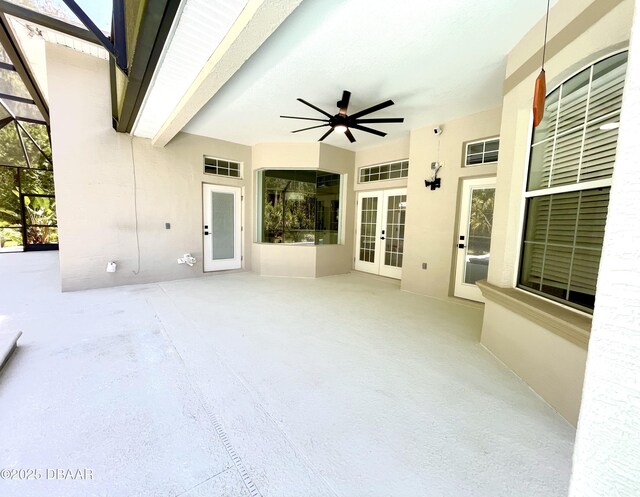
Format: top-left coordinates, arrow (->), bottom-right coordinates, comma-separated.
203,155 -> 243,179
358,159 -> 409,184
516,49 -> 628,314
254,167 -> 345,246
463,137 -> 500,167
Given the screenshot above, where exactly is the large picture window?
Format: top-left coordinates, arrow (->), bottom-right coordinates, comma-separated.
519,51 -> 627,312
257,169 -> 342,245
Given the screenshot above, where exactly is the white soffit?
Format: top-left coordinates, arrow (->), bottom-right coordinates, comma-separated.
132,0 -> 250,139
8,16 -> 108,60
183,0 -> 556,150
7,15 -> 108,105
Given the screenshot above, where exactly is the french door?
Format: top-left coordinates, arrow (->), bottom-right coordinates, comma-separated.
454,177 -> 496,302
203,184 -> 242,272
355,189 -> 406,279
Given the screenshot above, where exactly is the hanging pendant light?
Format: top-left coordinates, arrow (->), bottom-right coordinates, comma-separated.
533,0 -> 551,128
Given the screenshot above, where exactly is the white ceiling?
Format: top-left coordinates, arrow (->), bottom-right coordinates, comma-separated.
182,0 -> 551,150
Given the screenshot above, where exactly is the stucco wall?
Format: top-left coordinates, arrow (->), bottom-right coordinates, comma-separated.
569,2 -> 640,493
47,44 -> 253,291
480,0 -> 634,424
317,143 -> 356,276
401,107 -> 501,300
353,137 -> 410,193
482,301 -> 587,425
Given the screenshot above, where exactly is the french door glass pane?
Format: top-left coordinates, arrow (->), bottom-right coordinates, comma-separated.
211,191 -> 234,260
384,194 -> 406,268
359,196 -> 377,262
464,187 -> 494,284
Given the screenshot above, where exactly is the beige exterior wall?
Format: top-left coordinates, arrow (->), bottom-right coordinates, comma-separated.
251,142 -> 355,278
318,143 -> 356,277
47,44 -> 253,291
482,301 -> 588,425
401,108 -> 501,300
481,0 -> 634,424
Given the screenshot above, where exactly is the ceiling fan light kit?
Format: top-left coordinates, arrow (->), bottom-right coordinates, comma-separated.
280,90 -> 404,143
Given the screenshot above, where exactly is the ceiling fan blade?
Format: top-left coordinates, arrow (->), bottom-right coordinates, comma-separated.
349,99 -> 395,120
350,123 -> 387,137
292,124 -> 330,133
353,117 -> 404,124
344,128 -> 356,143
297,98 -> 333,118
280,115 -> 329,122
338,90 -> 351,115
318,127 -> 334,141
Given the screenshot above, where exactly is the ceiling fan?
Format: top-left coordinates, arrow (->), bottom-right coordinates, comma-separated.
280,90 -> 404,143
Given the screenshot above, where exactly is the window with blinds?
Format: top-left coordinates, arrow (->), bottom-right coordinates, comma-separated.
519,51 -> 627,312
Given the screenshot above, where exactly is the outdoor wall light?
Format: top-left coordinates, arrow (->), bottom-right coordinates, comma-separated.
425,161 -> 442,190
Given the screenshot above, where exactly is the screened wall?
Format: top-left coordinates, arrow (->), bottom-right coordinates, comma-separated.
0,42 -> 56,252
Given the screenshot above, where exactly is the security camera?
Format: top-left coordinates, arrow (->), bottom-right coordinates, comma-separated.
433,126 -> 443,135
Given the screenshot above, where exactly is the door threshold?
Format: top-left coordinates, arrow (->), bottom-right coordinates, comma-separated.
349,270 -> 402,285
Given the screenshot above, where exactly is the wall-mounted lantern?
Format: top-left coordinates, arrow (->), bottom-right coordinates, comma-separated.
425,161 -> 442,190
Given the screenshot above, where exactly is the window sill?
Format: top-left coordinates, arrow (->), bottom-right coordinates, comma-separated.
477,280 -> 591,349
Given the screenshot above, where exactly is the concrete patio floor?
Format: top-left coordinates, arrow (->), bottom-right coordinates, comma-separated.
0,252 -> 575,497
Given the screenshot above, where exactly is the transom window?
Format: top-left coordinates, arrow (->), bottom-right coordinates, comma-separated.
518,51 -> 627,312
204,156 -> 241,178
465,138 -> 499,166
359,160 -> 408,183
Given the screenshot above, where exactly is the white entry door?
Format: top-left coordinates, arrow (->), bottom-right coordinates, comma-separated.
454,177 -> 496,302
355,188 -> 407,279
203,184 -> 242,272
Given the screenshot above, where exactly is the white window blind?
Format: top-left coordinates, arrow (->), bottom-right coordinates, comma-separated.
519,51 -> 627,312
528,52 -> 626,190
